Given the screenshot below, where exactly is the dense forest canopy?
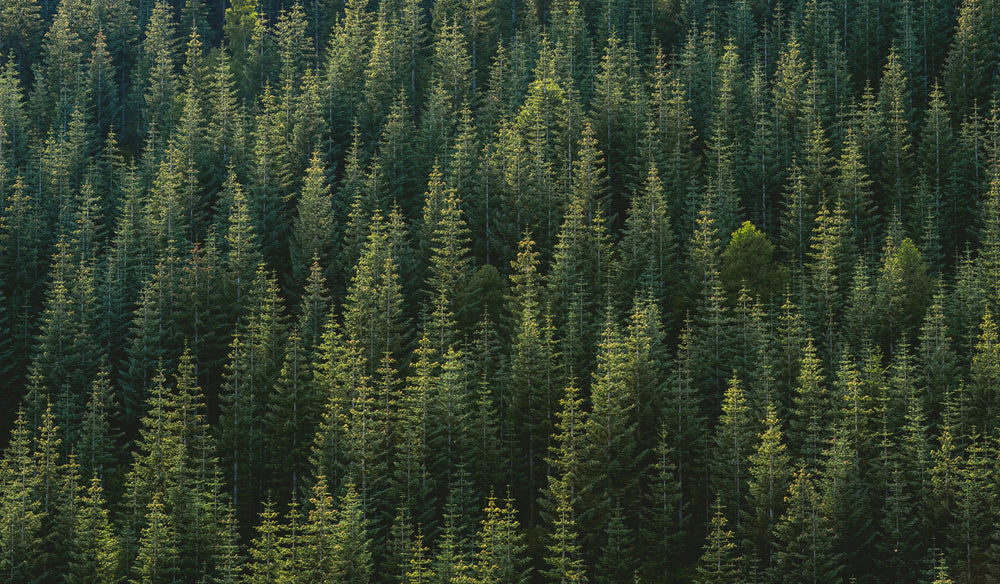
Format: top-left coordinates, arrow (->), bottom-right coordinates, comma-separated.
2,0 -> 1000,581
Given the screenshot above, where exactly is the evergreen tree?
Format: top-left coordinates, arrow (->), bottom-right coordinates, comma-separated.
67,477 -> 121,584
695,500 -> 742,584
744,403 -> 791,573
711,375 -> 754,532
619,163 -> 673,304
542,383 -> 587,584
131,491 -> 177,584
789,340 -> 831,470
140,0 -> 180,149
771,469 -> 841,584
505,236 -> 557,524
473,492 -> 530,584
0,410 -> 43,581
290,149 -> 336,287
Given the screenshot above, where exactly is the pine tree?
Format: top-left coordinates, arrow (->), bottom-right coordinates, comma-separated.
130,489 -> 177,584
968,310 -> 1000,433
290,149 -> 336,287
0,409 -> 43,581
473,492 -> 530,584
505,236 -> 557,524
943,0 -> 997,122
711,375 -> 754,532
695,500 -> 741,584
874,235 -> 933,356
205,47 -> 246,186
582,309 -> 638,550
804,202 -> 850,367
406,528 -> 436,584
221,170 -> 262,310
548,125 -> 609,381
744,403 -> 791,573
245,499 -> 283,584
663,320 -> 708,549
351,210 -> 409,372
300,477 -> 337,582
704,40 -> 746,241
649,58 -> 701,240
76,366 -> 121,489
619,163 -> 673,303
141,0 -> 180,149
542,383 -> 588,584
590,33 -> 642,206
421,164 -> 474,353
770,469 -> 841,584
835,124 -> 876,250
67,477 -> 121,584
877,49 -> 916,231
772,34 -> 808,185
919,289 -> 959,423
789,339 -> 832,470
334,482 -> 373,584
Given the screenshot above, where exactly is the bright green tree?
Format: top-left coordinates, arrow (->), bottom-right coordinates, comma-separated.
695,500 -> 742,584
770,469 -> 841,584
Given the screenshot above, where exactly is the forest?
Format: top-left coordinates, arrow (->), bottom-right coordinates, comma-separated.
1,0 -> 1000,580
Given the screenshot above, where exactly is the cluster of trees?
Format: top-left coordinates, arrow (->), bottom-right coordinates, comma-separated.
3,0 -> 1000,581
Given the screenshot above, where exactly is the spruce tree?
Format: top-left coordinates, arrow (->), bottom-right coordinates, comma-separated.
290,150 -> 336,287
67,477 -> 122,584
505,236 -> 557,524
695,500 -> 742,584
744,403 -> 791,572
770,469 -> 841,584
542,383 -> 588,584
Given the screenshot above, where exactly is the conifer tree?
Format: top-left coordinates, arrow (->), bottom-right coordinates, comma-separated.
343,208 -> 408,377
290,150 -> 336,287
421,165 -> 474,353
473,492 -> 530,584
695,500 -> 741,584
0,409 -> 43,581
835,124 -> 875,250
77,366 -> 121,490
943,0 -> 997,121
877,49 -> 916,231
141,0 -> 180,148
590,33 -> 641,205
968,309 -> 1000,433
789,340 -> 832,470
505,236 -> 557,523
705,40 -> 746,241
874,235 -> 932,356
300,477 -> 338,581
619,163 -> 673,303
548,125 -> 609,380
67,477 -> 121,584
772,34 -> 808,184
542,383 -> 587,584
649,59 -> 701,239
804,202 -> 850,367
711,375 -> 754,531
744,403 -> 791,573
0,0 -> 43,72
245,499 -> 283,584
221,171 -> 262,310
662,321 -> 708,551
771,469 -> 841,584
583,309 -> 638,547
131,491 -> 177,584
919,289 -> 959,422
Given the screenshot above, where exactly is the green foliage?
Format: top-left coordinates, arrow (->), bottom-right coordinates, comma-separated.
4,1 -> 1000,582
721,221 -> 787,305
